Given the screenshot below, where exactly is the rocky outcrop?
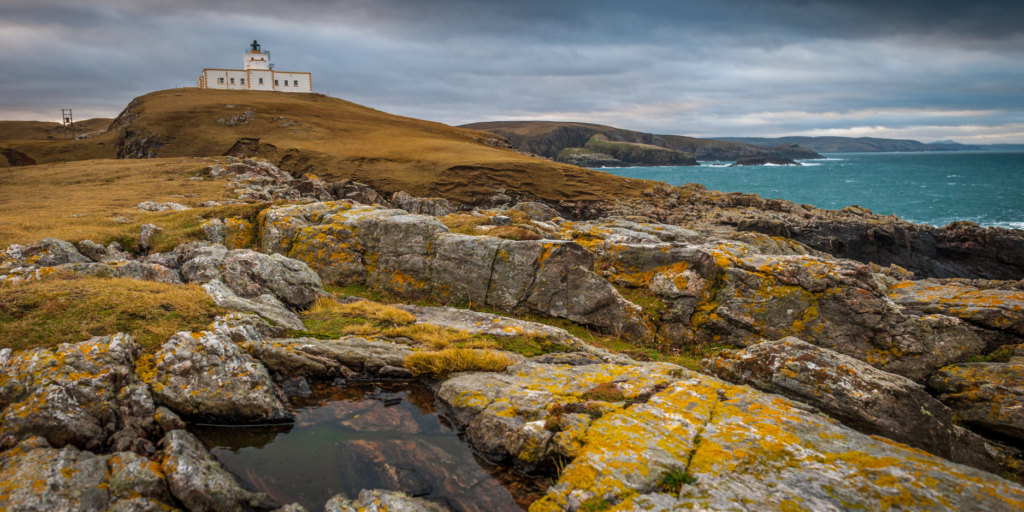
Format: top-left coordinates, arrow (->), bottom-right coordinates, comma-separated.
0,438 -> 175,511
705,337 -> 1002,471
597,183 -> 1024,280
891,279 -> 1024,337
258,202 -> 654,344
728,156 -> 801,166
1,238 -> 181,285
201,279 -> 304,330
137,201 -> 190,212
929,346 -> 1024,441
510,201 -> 562,222
149,315 -> 291,424
161,429 -> 278,512
391,191 -> 454,216
556,217 -> 983,381
438,362 -> 1024,511
0,333 -> 157,453
180,244 -> 323,308
325,489 -> 447,512
241,336 -> 414,381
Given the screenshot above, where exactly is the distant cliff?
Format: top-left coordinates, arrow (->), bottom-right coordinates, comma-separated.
460,121 -> 824,167
715,136 -> 984,153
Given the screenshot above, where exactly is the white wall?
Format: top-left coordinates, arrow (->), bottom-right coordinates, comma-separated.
198,69 -> 311,93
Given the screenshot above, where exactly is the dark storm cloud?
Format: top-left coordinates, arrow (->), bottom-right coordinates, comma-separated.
2,0 -> 1023,142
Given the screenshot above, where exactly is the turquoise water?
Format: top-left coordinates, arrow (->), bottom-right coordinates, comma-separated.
600,151 -> 1024,228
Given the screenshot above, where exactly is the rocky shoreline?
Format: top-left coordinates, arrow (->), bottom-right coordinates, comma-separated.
2,158 -> 1024,511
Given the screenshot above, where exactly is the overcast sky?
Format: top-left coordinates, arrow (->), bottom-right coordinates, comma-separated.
2,0 -> 1022,143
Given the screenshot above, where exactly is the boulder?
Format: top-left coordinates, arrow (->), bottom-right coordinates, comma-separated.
149,316 -> 290,424
390,191 -> 453,216
890,280 -> 1024,335
202,279 -> 304,330
59,261 -> 183,284
929,346 -> 1024,441
138,224 -> 161,252
76,240 -> 131,262
161,429 -> 278,512
0,438 -> 174,511
510,201 -> 561,222
0,333 -> 157,451
201,217 -> 257,250
2,238 -> 90,268
705,337 -> 1001,471
180,244 -> 323,308
438,362 -> 1024,511
137,201 -> 189,212
325,489 -> 448,512
240,336 -> 413,379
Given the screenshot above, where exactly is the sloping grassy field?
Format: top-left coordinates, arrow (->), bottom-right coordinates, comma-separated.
1,89 -> 653,204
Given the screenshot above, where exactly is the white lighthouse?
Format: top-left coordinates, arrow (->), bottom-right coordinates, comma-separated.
197,41 -> 311,93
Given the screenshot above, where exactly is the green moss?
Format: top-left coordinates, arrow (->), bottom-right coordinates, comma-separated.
579,496 -> 611,512
967,344 -> 1017,363
658,468 -> 698,495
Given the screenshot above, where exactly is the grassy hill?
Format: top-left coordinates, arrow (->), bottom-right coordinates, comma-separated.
0,118 -> 113,141
461,121 -> 822,162
715,136 -> 971,153
0,89 -> 653,204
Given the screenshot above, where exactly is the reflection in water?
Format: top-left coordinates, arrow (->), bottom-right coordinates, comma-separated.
191,382 -> 546,511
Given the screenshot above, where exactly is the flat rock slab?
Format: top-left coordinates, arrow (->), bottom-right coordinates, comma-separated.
161,429 -> 277,512
242,336 -> 414,379
929,346 -> 1024,441
325,489 -> 448,512
438,363 -> 1024,511
705,337 -> 1001,472
891,280 -> 1024,335
395,304 -> 634,364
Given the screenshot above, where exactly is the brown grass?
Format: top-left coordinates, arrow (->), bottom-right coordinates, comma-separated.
3,89 -> 655,204
307,297 -> 415,324
438,212 -> 544,241
0,272 -> 225,352
0,157 -> 274,251
404,348 -> 516,378
0,118 -> 113,141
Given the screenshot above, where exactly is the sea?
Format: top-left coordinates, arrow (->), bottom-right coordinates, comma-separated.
599,151 -> 1024,229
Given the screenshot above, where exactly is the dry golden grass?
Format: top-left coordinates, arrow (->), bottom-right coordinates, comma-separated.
0,157 -> 271,250
0,272 -> 225,352
438,211 -> 544,241
4,89 -> 655,204
404,348 -> 516,378
307,297 -> 415,324
0,118 -> 113,141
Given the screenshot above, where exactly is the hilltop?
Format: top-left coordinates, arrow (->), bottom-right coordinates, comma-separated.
460,120 -> 823,165
0,89 -> 654,204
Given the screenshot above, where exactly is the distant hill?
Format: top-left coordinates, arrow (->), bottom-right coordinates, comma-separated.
460,121 -> 823,167
0,118 -> 113,141
0,89 -> 656,204
714,136 -> 985,153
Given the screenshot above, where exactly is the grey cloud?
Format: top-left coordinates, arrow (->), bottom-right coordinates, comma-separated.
1,0 -> 1022,142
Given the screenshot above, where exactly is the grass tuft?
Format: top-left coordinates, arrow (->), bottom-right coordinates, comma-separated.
404,348 -> 516,378
308,297 -> 415,325
0,272 -> 225,352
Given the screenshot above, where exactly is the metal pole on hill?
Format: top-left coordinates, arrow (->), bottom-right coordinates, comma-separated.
61,109 -> 73,141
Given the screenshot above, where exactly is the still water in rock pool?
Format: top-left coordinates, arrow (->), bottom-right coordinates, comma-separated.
191,382 -> 545,511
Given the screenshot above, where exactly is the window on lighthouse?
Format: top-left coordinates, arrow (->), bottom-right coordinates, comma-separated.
274,79 -> 279,86
230,78 -> 235,84
240,78 -> 245,85
259,78 -> 264,84
218,77 -> 224,84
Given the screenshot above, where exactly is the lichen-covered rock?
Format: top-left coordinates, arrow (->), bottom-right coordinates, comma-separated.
60,261 -> 183,284
201,217 -> 257,250
1,238 -> 92,283
324,489 -> 448,512
240,336 -> 413,379
891,279 -> 1024,335
510,201 -> 561,222
391,191 -> 454,217
0,333 -> 157,451
202,279 -> 304,330
149,318 -> 290,424
438,363 -> 1024,511
137,201 -> 189,212
395,304 -> 634,364
161,429 -> 278,512
929,346 -> 1024,441
76,240 -> 131,263
0,438 -> 175,511
139,223 -> 162,252
705,337 -> 1002,471
259,202 -> 655,343
180,244 -> 323,308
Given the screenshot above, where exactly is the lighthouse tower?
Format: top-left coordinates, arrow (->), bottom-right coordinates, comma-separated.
196,40 -> 312,93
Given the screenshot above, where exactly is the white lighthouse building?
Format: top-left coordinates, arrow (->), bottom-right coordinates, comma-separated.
197,41 -> 311,93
